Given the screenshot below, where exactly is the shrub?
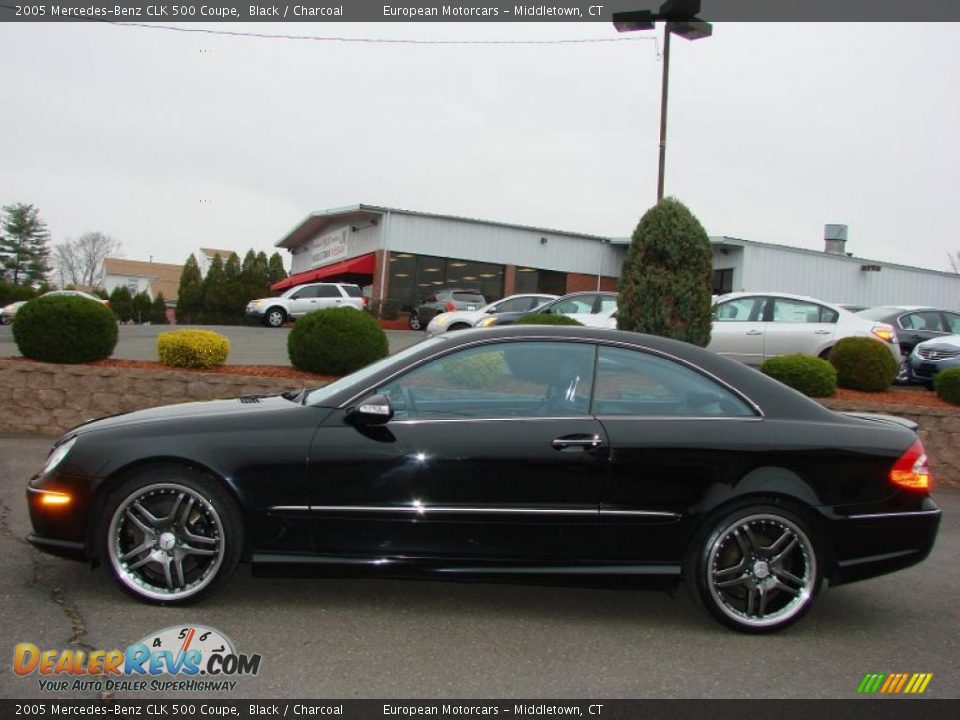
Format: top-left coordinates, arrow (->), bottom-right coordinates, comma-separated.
829,337 -> 898,391
515,314 -> 583,326
618,198 -> 713,346
288,307 -> 388,375
761,354 -> 836,398
934,367 -> 960,405
442,350 -> 505,388
157,329 -> 230,369
13,296 -> 117,363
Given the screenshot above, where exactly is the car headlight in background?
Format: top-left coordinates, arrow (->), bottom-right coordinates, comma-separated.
478,317 -> 497,328
43,436 -> 77,475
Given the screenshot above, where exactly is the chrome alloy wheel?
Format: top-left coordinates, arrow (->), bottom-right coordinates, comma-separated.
107,483 -> 226,602
707,513 -> 816,629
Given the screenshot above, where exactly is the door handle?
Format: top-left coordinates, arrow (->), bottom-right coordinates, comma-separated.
745,329 -> 763,336
552,434 -> 605,451
814,329 -> 831,335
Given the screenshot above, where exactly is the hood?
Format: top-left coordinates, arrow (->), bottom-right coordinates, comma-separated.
916,334 -> 960,351
72,394 -> 296,435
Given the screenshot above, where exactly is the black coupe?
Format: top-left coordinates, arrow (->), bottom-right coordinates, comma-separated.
26,326 -> 940,632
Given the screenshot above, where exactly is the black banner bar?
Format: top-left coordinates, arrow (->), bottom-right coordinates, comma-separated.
2,0 -> 960,22
2,700 -> 959,720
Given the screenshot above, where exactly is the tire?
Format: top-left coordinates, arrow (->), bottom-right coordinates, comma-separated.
264,307 -> 286,328
409,312 -> 421,331
100,466 -> 243,605
685,502 -> 822,633
895,355 -> 912,385
818,348 -> 832,361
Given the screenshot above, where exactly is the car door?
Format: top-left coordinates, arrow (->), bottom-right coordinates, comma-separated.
287,286 -> 319,317
943,313 -> 960,336
591,345 -> 761,563
307,340 -> 607,561
708,296 -> 768,365
762,297 -> 838,359
898,311 -> 948,354
312,284 -> 344,310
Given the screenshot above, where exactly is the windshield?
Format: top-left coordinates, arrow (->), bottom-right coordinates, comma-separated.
306,336 -> 448,406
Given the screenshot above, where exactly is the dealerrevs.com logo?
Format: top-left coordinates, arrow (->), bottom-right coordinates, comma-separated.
13,625 -> 261,693
857,673 -> 934,695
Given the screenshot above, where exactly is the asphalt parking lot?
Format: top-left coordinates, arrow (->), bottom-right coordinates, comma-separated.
0,324 -> 425,365
1,437 -> 957,700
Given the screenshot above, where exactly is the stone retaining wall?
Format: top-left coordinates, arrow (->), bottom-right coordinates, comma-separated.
1,359 -> 956,487
0,359 -> 300,437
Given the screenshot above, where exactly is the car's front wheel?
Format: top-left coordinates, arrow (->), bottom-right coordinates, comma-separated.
686,503 -> 822,633
101,467 -> 243,604
409,312 -> 421,330
264,307 -> 286,327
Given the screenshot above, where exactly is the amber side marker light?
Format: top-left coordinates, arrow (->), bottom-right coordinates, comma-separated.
38,491 -> 71,507
871,325 -> 896,343
890,440 -> 932,491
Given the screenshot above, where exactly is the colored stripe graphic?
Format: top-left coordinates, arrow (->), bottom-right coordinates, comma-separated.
858,673 -> 932,694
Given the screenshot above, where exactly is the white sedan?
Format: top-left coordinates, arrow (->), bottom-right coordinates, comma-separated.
426,294 -> 557,336
709,291 -> 900,365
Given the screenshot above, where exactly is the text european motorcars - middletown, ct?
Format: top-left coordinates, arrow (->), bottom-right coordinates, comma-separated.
26,326 -> 940,633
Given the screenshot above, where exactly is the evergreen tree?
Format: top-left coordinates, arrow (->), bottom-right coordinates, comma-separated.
131,291 -> 152,324
223,253 -> 245,324
617,198 -> 713,347
151,292 -> 169,324
202,253 -> 229,324
109,285 -> 134,323
254,251 -> 271,296
1,203 -> 52,285
176,254 -> 203,324
267,252 -> 287,286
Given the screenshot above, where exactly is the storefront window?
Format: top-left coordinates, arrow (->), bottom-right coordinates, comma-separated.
388,252 -> 505,310
514,267 -> 567,296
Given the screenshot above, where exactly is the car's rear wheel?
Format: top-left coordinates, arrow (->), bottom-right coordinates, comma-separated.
409,312 -> 421,330
264,307 -> 286,327
686,503 -> 822,633
101,467 -> 243,604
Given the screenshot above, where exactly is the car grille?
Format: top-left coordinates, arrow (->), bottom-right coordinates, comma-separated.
918,347 -> 960,360
238,396 -> 261,404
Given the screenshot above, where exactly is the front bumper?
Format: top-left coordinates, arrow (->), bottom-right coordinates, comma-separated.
26,473 -> 94,563
245,306 -> 266,319
909,356 -> 960,381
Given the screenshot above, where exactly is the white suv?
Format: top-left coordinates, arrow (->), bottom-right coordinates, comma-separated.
246,283 -> 366,327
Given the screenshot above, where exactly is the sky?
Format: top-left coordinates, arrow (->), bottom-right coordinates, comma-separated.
2,21 -> 958,274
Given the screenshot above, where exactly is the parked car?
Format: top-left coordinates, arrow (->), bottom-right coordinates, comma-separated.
476,291 -> 618,328
857,306 -> 960,383
42,289 -> 110,306
26,326 -> 940,632
0,300 -> 28,324
426,294 -> 557,336
908,334 -> 960,388
709,292 -> 900,366
410,288 -> 486,330
246,283 -> 366,327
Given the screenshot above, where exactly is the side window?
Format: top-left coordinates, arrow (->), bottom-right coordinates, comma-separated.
290,287 -> 316,299
598,296 -> 618,313
314,285 -> 341,298
592,346 -> 755,418
771,298 -> 828,323
548,297 -> 594,315
714,297 -> 765,322
494,297 -> 530,313
902,312 -> 944,332
377,342 -> 596,420
944,313 -> 960,333
532,296 -> 554,309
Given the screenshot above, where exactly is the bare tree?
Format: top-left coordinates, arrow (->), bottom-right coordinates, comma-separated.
52,232 -> 122,288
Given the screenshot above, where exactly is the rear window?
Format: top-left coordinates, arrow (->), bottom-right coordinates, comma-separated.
342,286 -> 363,297
452,292 -> 485,304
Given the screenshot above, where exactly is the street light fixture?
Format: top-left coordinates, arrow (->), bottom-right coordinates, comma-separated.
613,0 -> 713,202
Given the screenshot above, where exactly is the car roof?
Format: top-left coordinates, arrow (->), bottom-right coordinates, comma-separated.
716,291 -> 839,306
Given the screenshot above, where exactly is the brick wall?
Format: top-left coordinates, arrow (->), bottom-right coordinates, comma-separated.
565,273 -> 618,293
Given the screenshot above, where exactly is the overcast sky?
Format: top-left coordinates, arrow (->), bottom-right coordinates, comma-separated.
2,21 -> 958,273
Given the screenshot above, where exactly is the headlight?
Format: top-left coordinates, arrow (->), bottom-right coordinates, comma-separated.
253,299 -> 265,307
478,317 -> 497,328
434,315 -> 450,327
43,437 -> 77,475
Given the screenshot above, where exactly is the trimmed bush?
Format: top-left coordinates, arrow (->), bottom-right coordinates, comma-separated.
515,314 -> 583,326
288,307 -> 388,375
157,329 -> 230,369
761,354 -> 837,398
934,367 -> 960,405
13,296 -> 117,363
442,350 -> 505,388
829,337 -> 898,392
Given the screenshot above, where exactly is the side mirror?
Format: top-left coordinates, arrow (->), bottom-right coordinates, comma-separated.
346,394 -> 394,426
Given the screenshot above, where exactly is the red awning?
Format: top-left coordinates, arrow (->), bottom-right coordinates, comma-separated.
271,252 -> 376,291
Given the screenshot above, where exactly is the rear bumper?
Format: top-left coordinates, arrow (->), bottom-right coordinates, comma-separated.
827,502 -> 941,585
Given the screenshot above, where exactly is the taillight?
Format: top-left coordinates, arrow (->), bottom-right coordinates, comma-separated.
361,296 -> 368,307
445,301 -> 456,312
871,324 -> 896,343
889,439 -> 932,491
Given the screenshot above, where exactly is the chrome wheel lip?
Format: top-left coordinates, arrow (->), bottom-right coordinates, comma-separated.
706,512 -> 817,629
107,482 -> 225,602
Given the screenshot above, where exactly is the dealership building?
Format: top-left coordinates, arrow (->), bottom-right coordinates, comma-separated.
272,204 -> 960,311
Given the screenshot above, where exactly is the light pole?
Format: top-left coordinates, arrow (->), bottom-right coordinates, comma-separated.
614,1 -> 712,202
